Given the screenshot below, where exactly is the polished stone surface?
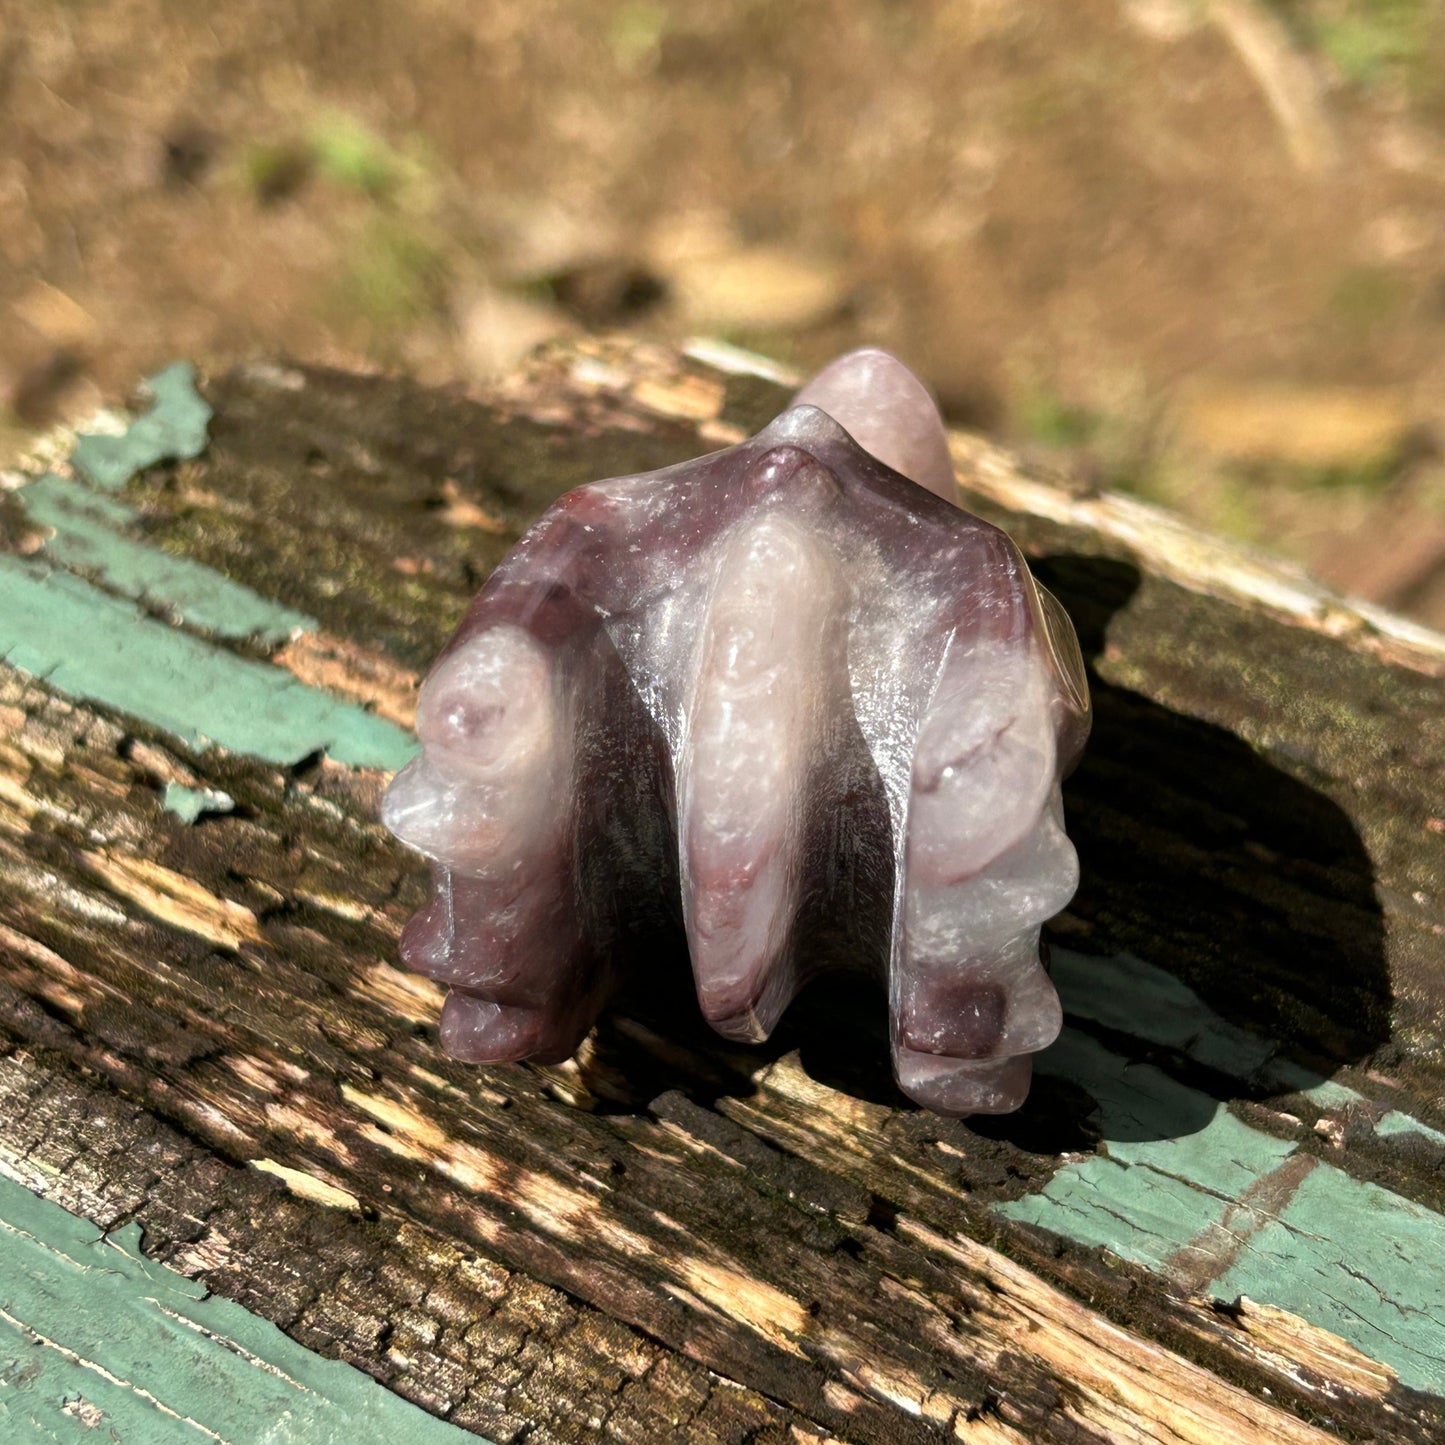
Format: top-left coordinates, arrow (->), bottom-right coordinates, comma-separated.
384,350 -> 1089,1113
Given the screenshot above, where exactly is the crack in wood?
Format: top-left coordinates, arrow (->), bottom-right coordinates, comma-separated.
0,343 -> 1443,1442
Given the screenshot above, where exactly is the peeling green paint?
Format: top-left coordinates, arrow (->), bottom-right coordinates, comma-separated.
1050,947 -> 1277,1081
0,354 -> 411,769
1051,948 -> 1374,1105
1376,1110 -> 1445,1147
71,362 -> 212,491
0,1171 -> 476,1443
1269,1060 -> 1368,1110
1298,1078 -> 1369,1110
1211,1166 -> 1445,1394
160,782 -> 236,824
17,358 -> 312,646
0,556 -> 415,772
19,474 -> 315,645
1004,1099 -> 1445,1395
1000,949 -> 1445,1396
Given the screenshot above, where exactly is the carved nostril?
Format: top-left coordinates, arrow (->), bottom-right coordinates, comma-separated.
741,444 -> 842,508
901,981 -> 1008,1058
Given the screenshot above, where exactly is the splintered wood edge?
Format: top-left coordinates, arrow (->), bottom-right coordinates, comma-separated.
2,664 -> 1428,1443
22,335 -> 1445,685
0,1038 -> 1358,1445
950,433 -> 1445,678
679,336 -> 1445,678
2,340 -> 1442,1444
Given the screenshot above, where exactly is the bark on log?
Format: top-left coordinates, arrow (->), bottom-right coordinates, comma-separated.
0,339 -> 1442,1443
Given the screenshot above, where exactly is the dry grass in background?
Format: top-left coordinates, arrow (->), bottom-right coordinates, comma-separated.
4,0 -> 1445,622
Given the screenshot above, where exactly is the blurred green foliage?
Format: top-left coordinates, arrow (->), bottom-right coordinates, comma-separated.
1316,0 -> 1437,90
239,115 -> 425,206
339,217 -> 447,337
237,113 -> 449,344
310,115 -> 410,201
1269,0 -> 1439,95
240,141 -> 310,205
1012,377 -> 1102,450
609,1 -> 668,73
1328,266 -> 1409,333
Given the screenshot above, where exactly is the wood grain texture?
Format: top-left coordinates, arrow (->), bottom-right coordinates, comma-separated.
0,1166 -> 469,1444
1,339 -> 1443,1443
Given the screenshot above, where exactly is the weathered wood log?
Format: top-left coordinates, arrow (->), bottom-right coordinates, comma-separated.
0,339 -> 1443,1443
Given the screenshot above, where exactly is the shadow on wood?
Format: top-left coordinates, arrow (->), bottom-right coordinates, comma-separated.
1038,553 -> 1389,1074
578,553 -> 1388,1156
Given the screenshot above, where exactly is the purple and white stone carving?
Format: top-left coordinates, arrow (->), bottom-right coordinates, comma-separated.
383,349 -> 1090,1114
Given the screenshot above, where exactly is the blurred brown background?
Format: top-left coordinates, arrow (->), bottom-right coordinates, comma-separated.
4,0 -> 1445,624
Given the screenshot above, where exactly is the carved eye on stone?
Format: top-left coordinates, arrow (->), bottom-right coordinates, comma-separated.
383,348 -> 1091,1115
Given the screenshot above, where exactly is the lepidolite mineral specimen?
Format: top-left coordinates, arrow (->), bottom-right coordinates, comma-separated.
384,349 -> 1089,1114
